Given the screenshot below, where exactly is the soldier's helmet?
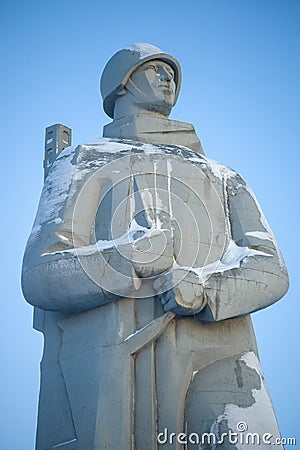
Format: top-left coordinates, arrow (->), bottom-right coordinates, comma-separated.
100,43 -> 182,118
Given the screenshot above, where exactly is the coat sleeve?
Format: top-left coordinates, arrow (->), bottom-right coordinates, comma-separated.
195,172 -> 289,322
21,146 -> 139,314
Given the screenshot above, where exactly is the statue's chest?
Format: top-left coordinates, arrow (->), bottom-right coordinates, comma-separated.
72,149 -> 228,269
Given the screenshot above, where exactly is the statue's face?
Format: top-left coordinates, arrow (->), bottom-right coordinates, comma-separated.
128,60 -> 176,116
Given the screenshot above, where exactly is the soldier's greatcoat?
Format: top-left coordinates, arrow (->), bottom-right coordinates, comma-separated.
22,139 -> 288,449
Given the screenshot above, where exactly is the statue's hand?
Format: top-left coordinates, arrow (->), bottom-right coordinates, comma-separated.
131,228 -> 173,278
153,268 -> 206,315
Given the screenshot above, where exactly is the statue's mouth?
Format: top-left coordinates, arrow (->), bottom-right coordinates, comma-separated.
158,84 -> 174,93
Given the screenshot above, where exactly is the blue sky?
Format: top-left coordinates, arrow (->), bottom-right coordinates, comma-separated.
1,1 -> 299,448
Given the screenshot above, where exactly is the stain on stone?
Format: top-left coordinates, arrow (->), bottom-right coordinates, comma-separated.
216,419 -> 239,450
234,359 -> 243,388
185,354 -> 262,449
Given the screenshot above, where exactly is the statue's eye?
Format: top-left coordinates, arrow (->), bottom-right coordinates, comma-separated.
147,65 -> 157,71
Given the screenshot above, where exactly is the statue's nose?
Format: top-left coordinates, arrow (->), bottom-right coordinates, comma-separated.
159,67 -> 173,81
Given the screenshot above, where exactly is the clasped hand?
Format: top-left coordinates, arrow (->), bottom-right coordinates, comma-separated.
153,268 -> 206,315
131,226 -> 206,315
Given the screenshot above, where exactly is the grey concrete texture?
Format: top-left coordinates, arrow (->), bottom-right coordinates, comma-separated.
22,43 -> 289,449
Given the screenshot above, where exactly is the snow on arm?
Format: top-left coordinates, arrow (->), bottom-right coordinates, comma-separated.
194,169 -> 289,321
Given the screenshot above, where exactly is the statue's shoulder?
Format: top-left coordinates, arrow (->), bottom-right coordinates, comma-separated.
47,138 -> 245,191
66,138 -> 208,172
44,137 -> 176,199
197,155 -> 239,182
75,137 -> 202,159
175,151 -> 243,188
67,137 -> 178,166
45,138 -> 135,186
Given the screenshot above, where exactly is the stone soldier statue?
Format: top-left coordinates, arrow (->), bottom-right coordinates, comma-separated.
22,43 -> 289,449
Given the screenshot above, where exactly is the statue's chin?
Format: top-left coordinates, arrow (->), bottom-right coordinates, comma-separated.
144,100 -> 173,118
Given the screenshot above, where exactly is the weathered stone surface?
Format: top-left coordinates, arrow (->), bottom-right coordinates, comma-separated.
22,43 -> 288,449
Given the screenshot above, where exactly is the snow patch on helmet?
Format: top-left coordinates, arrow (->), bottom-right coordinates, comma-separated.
125,43 -> 163,59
